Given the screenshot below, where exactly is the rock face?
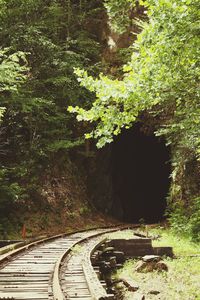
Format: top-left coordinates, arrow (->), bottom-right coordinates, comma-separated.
135,255 -> 168,272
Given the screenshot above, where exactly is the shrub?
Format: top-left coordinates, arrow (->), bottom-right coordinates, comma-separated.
169,197 -> 200,242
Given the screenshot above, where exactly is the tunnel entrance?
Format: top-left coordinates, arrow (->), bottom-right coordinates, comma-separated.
111,124 -> 171,223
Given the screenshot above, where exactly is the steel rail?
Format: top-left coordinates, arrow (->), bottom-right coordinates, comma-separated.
53,228 -> 124,300
0,224 -> 136,300
57,225 -> 139,300
0,224 -> 128,266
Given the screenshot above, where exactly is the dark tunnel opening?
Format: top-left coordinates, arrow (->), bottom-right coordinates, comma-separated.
111,124 -> 171,223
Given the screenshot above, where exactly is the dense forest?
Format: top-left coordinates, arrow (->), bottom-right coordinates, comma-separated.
0,0 -> 199,240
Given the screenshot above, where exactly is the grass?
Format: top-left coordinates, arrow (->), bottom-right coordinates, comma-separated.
151,227 -> 200,256
116,227 -> 200,300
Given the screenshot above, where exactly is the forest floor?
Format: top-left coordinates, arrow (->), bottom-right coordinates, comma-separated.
4,209 -> 118,240
1,162 -> 120,240
115,227 -> 200,300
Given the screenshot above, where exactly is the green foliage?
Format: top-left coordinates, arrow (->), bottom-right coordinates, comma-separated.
0,49 -> 28,119
152,227 -> 200,255
104,0 -> 137,33
0,49 -> 28,92
0,46 -> 28,232
47,138 -> 83,152
169,197 -> 200,242
0,107 -> 5,121
0,0 -> 103,227
68,68 -> 137,148
1,0 -> 101,150
0,168 -> 25,234
70,0 -> 200,150
0,0 -> 101,157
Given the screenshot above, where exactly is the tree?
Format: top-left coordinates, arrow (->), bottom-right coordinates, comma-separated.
0,0 -> 103,234
0,47 -> 28,236
69,0 -> 199,151
69,0 -> 200,239
0,49 -> 28,120
0,0 -> 103,169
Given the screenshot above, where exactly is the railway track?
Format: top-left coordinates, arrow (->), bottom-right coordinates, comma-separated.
0,225 -> 133,300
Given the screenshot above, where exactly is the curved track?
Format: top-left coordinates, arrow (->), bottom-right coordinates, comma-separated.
59,232 -> 113,300
0,226 -> 132,300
